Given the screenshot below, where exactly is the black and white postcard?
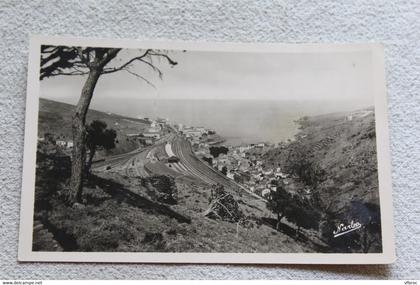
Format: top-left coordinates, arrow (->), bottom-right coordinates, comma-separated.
18,36 -> 395,264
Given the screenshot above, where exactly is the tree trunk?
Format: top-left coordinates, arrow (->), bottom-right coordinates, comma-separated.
69,68 -> 102,203
85,147 -> 96,176
276,213 -> 284,230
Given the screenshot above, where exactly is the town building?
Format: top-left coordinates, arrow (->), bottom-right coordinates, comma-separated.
143,132 -> 161,139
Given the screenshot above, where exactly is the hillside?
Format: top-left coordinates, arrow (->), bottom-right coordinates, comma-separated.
37,98 -> 149,156
264,108 -> 379,212
262,108 -> 382,252
33,145 -> 320,254
34,99 -> 379,253
33,99 -> 324,253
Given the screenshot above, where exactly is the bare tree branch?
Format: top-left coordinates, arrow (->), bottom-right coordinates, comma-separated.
101,49 -> 177,75
40,46 -> 177,84
102,57 -> 164,79
121,68 -> 156,88
147,51 -> 178,66
137,58 -> 163,79
101,49 -> 152,74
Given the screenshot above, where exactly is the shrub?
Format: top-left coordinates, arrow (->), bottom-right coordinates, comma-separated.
147,175 -> 178,204
267,183 -> 320,232
34,141 -> 71,212
209,146 -> 229,158
205,184 -> 243,223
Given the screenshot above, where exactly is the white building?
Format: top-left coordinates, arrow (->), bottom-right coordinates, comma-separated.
127,133 -> 141,137
239,145 -> 252,153
262,189 -> 271,198
227,172 -> 235,180
56,140 -> 66,147
55,140 -> 73,148
196,127 -> 207,134
148,121 -> 162,132
184,129 -> 202,138
143,132 -> 161,139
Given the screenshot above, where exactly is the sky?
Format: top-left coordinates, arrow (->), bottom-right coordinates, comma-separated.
40,48 -> 374,113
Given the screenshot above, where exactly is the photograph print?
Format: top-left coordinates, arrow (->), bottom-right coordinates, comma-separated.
19,37 -> 394,263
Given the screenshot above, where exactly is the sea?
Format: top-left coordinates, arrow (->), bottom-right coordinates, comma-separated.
88,98 -> 371,146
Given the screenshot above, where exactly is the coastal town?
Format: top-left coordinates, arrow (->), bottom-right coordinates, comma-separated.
38,111 -> 297,201
153,117 -> 294,200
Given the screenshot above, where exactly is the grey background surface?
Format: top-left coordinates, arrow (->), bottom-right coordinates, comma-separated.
0,0 -> 419,279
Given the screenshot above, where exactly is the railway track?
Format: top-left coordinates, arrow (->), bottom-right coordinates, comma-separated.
170,136 -> 265,201
91,132 -> 263,201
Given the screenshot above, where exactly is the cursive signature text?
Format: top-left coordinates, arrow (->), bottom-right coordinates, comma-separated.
333,220 -> 362,238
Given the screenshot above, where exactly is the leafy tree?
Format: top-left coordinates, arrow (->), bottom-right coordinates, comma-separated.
147,175 -> 178,204
202,156 -> 213,166
204,184 -> 242,223
266,183 -> 292,230
40,46 -> 177,203
85,120 -> 117,174
284,142 -> 326,187
221,166 -> 228,176
209,146 -> 229,158
268,183 -> 320,233
286,194 -> 320,234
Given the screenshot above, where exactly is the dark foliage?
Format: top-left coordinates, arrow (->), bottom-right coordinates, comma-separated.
267,183 -> 320,232
317,201 -> 382,253
284,142 -> 326,188
347,201 -> 382,253
206,184 -> 243,223
286,194 -> 320,231
209,146 -> 229,158
40,46 -> 79,79
202,156 -> 213,166
221,166 -> 228,176
34,140 -> 71,212
85,120 -> 117,173
40,46 -> 178,80
146,175 -> 178,204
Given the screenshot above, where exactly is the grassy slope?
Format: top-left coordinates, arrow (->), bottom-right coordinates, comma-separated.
38,169 -> 316,253
34,99 -> 319,253
38,98 -> 149,156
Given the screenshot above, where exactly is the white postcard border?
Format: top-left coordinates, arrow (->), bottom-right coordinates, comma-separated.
18,35 -> 395,264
